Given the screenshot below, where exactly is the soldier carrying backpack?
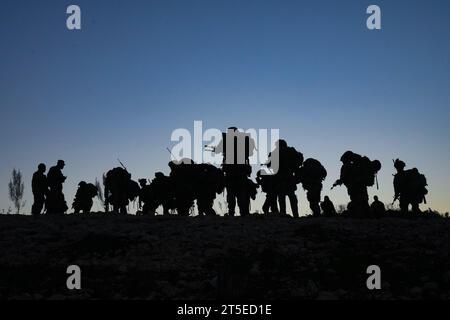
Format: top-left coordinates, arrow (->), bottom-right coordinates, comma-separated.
393,159 -> 428,214
46,160 -> 68,215
72,181 -> 98,213
256,169 -> 279,215
295,158 -> 327,217
333,151 -> 381,217
169,159 -> 197,216
104,166 -> 139,214
267,140 -> 304,217
195,163 -> 225,216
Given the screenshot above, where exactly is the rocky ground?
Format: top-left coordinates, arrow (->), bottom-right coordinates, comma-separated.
0,213 -> 449,300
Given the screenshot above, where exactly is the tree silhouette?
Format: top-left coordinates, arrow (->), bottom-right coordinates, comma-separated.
8,169 -> 25,214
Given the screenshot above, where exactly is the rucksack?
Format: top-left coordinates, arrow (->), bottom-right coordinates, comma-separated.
404,169 -> 428,195
127,180 -> 140,201
284,147 -> 304,172
86,183 -> 98,198
356,156 -> 381,187
302,158 -> 327,181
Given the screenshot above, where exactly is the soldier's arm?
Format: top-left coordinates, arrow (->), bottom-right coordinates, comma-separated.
214,140 -> 223,154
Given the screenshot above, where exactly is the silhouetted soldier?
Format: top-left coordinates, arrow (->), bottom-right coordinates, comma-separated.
169,159 -> 197,216
268,140 -> 303,217
138,178 -> 158,216
223,163 -> 253,216
212,127 -> 256,216
296,158 -> 327,217
31,163 -> 48,215
196,163 -> 224,216
256,169 -> 278,214
213,127 -> 256,166
332,151 -> 381,217
240,178 -> 258,216
393,159 -> 428,214
150,172 -> 175,215
320,196 -> 336,217
72,181 -> 98,213
370,195 -> 385,217
104,167 -> 139,214
46,160 -> 68,214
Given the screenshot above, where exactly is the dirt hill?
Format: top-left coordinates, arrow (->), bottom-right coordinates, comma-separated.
0,214 -> 449,300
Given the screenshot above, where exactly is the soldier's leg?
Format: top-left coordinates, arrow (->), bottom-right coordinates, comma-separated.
315,184 -> 323,216
39,195 -> 45,214
198,197 -> 213,216
119,203 -> 128,214
181,197 -> 193,216
31,195 -> 37,215
206,197 -> 217,216
207,195 -> 217,215
352,187 -> 368,217
32,193 -> 44,215
268,193 -> 279,214
307,190 -> 320,217
411,202 -> 421,214
142,203 -> 148,215
31,200 -> 36,215
347,189 -> 358,217
237,192 -> 250,216
278,194 -> 287,214
226,188 -> 237,216
288,192 -> 299,218
45,190 -> 54,214
362,187 -> 370,214
262,196 -> 271,214
162,203 -> 170,215
80,202 -> 89,214
263,193 -> 273,214
73,201 -> 80,213
177,206 -> 187,216
310,201 -> 320,217
57,192 -> 67,214
399,198 -> 409,214
197,198 -> 206,216
87,199 -> 93,213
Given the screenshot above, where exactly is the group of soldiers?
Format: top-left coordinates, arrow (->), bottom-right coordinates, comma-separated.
31,127 -> 429,217
31,160 -> 99,215
31,160 -> 69,215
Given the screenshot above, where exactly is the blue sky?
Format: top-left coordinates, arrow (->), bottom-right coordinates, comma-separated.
1,0 -> 449,214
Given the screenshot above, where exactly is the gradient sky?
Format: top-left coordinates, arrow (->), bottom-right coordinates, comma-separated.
1,0 -> 449,215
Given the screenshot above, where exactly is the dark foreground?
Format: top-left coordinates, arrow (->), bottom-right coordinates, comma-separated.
0,214 -> 449,300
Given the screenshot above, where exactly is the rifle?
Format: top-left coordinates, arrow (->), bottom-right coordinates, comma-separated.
166,147 -> 176,159
204,145 -> 216,152
117,158 -> 128,172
